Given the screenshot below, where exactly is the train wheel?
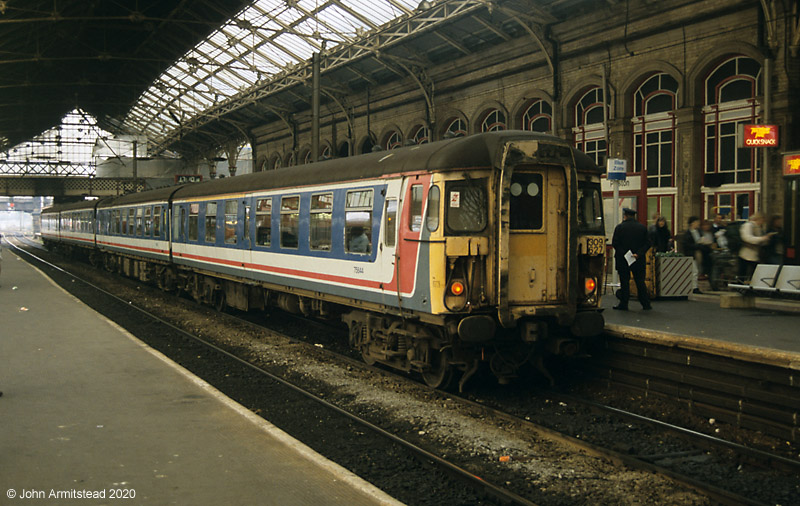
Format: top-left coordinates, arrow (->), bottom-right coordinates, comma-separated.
422,349 -> 454,389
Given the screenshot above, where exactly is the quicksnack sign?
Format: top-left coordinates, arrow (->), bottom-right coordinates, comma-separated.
743,124 -> 778,147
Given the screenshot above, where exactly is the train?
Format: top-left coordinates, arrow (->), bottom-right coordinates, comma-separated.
42,131 -> 607,390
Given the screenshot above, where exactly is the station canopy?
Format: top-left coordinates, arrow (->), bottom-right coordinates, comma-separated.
124,0 -> 420,150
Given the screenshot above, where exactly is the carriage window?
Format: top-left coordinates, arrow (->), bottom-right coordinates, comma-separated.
205,202 -> 217,243
114,210 -> 121,234
128,209 -> 136,235
446,180 -> 487,233
154,206 -> 162,237
426,186 -> 440,232
224,201 -> 238,244
310,193 -> 333,251
509,173 -> 543,230
144,207 -> 152,236
346,189 -> 373,254
280,196 -> 299,248
256,198 -> 271,246
135,208 -> 143,236
384,199 -> 397,247
409,184 -> 423,232
189,203 -> 199,241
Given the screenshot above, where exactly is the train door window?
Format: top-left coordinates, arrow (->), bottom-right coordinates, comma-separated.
224,201 -> 238,244
121,209 -> 128,235
154,206 -> 162,237
243,201 -> 250,242
189,203 -> 199,241
446,180 -> 488,233
426,186 -> 440,232
205,202 -> 217,243
255,198 -> 271,246
114,210 -> 121,234
345,189 -> 373,254
508,173 -> 543,230
384,199 -> 397,247
136,208 -> 143,236
144,207 -> 152,236
280,196 -> 300,248
310,193 -> 333,251
128,209 -> 136,235
409,184 -> 423,231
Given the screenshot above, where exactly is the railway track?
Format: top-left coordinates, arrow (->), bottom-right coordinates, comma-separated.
9,236 -> 800,505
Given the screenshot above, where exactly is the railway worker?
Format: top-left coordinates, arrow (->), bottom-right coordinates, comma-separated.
612,208 -> 652,311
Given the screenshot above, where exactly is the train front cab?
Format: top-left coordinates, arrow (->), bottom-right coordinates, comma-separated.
423,138 -> 605,386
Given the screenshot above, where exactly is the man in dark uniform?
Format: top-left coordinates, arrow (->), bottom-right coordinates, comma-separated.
612,208 -> 652,311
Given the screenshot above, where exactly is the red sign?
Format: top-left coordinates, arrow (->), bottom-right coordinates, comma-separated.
784,154 -> 800,177
743,124 -> 778,147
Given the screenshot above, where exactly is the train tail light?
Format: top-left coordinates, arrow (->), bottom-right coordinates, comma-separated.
449,280 -> 465,296
584,277 -> 597,295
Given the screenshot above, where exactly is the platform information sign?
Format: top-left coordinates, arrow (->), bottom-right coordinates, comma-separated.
606,158 -> 627,181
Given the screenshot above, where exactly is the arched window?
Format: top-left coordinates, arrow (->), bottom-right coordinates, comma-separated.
443,118 -> 467,138
703,56 -> 761,219
271,155 -> 282,170
384,131 -> 403,150
480,108 -> 506,132
304,145 -> 331,164
632,73 -> 678,188
285,152 -> 296,167
410,125 -> 430,144
572,87 -> 607,166
521,99 -> 552,133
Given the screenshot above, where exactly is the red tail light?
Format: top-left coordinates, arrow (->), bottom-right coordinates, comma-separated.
450,281 -> 465,296
584,278 -> 597,294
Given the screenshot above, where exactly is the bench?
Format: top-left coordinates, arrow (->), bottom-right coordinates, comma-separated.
728,264 -> 800,298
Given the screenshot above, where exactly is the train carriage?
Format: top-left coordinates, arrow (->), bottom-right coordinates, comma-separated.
41,199 -> 101,252
42,131 -> 606,389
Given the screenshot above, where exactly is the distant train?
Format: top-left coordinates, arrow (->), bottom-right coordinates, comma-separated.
42,131 -> 606,390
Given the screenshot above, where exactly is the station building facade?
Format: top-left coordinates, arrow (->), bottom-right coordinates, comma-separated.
251,0 -> 799,261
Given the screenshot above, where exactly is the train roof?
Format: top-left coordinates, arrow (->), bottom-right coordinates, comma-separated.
42,198 -> 106,214
170,131 -> 599,201
45,132 -> 602,211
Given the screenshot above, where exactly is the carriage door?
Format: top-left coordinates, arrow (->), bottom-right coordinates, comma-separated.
507,166 -> 567,304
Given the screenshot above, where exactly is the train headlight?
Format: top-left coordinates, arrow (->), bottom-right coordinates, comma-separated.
449,280 -> 465,296
584,277 -> 597,295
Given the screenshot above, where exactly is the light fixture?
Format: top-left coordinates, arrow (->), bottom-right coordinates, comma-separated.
417,0 -> 432,10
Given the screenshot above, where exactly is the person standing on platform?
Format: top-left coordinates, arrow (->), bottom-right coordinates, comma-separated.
648,216 -> 673,253
738,212 -> 773,281
612,208 -> 652,311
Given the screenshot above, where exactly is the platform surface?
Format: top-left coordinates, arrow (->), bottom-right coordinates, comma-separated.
601,286 -> 800,362
0,245 -> 401,506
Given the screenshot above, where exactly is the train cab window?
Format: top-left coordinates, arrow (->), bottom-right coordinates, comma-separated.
426,186 -> 440,232
384,199 -> 397,247
345,189 -> 373,254
144,207 -> 152,236
255,198 -> 271,246
154,206 -> 162,237
205,202 -> 218,243
409,184 -> 423,232
189,203 -> 199,241
280,196 -> 299,248
577,183 -> 604,232
508,173 -> 543,230
446,180 -> 488,233
310,193 -> 333,251
224,201 -> 238,244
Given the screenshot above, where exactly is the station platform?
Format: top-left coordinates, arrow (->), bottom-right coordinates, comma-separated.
600,286 -> 800,369
0,245 -> 401,505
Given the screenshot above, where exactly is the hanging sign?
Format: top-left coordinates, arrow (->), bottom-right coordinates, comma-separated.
743,124 -> 778,147
784,153 -> 800,177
